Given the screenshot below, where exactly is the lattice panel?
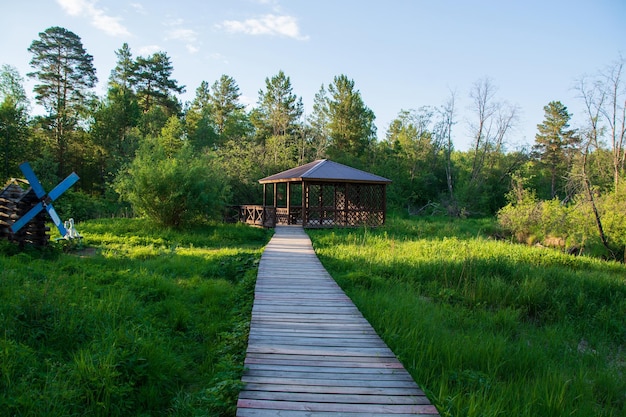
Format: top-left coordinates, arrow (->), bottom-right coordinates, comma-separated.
304,182 -> 386,228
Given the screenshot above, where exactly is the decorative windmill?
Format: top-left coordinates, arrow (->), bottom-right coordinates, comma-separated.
10,162 -> 79,239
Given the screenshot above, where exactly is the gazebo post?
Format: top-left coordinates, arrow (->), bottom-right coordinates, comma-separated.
273,183 -> 277,208
301,180 -> 306,226
263,183 -> 267,207
286,182 -> 291,225
383,184 -> 387,225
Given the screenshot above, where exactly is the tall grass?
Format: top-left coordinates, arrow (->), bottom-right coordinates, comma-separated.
308,215 -> 626,417
0,218 -> 271,416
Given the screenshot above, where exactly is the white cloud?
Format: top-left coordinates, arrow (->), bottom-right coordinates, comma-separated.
219,14 -> 308,40
165,21 -> 201,54
138,45 -> 161,56
209,53 -> 229,64
239,94 -> 255,109
130,2 -> 146,15
56,0 -> 131,37
167,28 -> 198,43
165,24 -> 200,54
165,18 -> 185,27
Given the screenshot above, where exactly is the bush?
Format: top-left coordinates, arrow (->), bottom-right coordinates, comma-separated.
116,139 -> 230,228
497,180 -> 626,258
54,190 -> 127,221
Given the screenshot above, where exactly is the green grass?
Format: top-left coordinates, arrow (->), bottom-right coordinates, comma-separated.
0,218 -> 272,417
308,215 -> 626,417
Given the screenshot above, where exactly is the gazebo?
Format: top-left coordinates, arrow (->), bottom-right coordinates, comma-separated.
236,159 -> 391,228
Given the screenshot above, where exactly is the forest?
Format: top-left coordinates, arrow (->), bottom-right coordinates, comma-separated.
1,26 -> 625,259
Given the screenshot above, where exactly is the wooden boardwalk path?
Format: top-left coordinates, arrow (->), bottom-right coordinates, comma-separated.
237,226 -> 439,416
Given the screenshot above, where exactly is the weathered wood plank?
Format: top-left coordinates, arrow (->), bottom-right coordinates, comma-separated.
246,345 -> 396,357
237,399 -> 440,414
245,363 -> 413,375
247,336 -> 388,348
245,353 -> 402,369
238,390 -> 431,405
237,410 -> 424,417
241,382 -> 420,396
242,369 -> 416,381
241,375 -> 419,388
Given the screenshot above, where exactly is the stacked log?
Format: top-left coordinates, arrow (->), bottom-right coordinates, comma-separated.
0,178 -> 50,246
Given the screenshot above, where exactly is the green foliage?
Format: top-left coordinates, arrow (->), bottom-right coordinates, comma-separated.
54,189 -> 127,221
0,96 -> 30,179
0,218 -> 271,416
377,108 -> 448,210
498,180 -> 626,258
90,85 -> 141,182
0,65 -> 31,178
216,138 -> 265,205
116,138 -> 230,228
308,215 -> 626,417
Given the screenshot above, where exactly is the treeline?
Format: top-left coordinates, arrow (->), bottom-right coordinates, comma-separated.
1,27 -> 624,250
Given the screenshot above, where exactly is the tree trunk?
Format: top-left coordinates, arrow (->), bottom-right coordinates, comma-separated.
582,142 -> 613,256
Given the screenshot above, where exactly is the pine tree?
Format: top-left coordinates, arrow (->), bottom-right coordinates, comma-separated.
133,51 -> 185,116
210,75 -> 245,136
27,26 -> 97,177
533,101 -> 579,199
109,43 -> 135,92
256,70 -> 303,138
326,75 -> 376,162
254,70 -> 303,170
307,85 -> 331,159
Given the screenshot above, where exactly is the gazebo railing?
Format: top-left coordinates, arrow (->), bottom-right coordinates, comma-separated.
226,205 -> 303,227
226,204 -> 384,228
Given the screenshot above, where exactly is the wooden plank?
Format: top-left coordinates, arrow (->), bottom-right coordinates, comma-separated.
237,399 -> 440,414
248,331 -> 377,339
238,390 -> 430,405
241,382 -> 420,396
237,410 -> 424,417
247,336 -> 388,348
244,364 -> 416,376
245,345 -> 396,357
242,369 -> 416,382
241,375 -> 419,389
245,357 -> 405,369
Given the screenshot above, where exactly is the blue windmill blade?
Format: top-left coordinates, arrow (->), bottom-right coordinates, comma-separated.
48,172 -> 79,201
19,162 -> 46,198
10,202 -> 44,233
45,203 -> 68,237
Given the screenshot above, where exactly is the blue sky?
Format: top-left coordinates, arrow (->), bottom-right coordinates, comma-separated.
1,0 -> 624,150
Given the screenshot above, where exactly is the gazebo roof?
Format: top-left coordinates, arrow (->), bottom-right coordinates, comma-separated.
258,159 -> 392,184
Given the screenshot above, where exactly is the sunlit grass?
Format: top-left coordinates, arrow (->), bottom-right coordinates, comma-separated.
0,218 -> 272,416
308,215 -> 626,417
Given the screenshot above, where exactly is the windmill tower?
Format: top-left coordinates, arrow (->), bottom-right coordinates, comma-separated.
0,178 -> 49,245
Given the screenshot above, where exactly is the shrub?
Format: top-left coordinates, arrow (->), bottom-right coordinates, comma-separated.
116,139 -> 230,228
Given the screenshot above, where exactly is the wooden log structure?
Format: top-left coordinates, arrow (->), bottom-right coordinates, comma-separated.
0,178 -> 50,246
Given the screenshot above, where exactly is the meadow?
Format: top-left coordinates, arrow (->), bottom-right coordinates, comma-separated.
0,219 -> 272,417
308,215 -> 626,417
2,214 -> 625,417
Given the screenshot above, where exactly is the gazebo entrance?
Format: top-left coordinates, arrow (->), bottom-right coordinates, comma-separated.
234,159 -> 391,228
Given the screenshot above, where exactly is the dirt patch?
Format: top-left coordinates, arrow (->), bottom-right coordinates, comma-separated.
72,247 -> 97,258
